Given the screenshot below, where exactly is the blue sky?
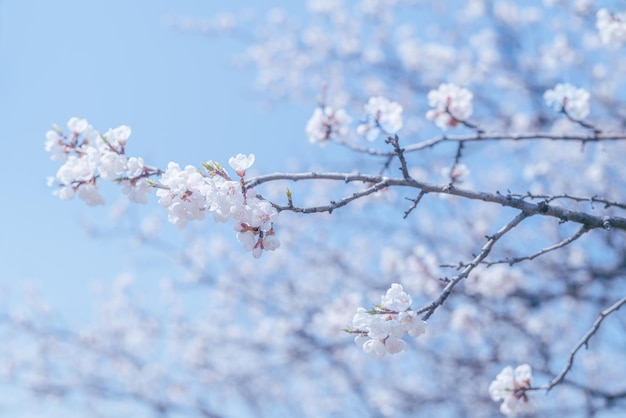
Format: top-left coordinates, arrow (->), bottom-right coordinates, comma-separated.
2,3 -> 626,417
0,1 -> 313,316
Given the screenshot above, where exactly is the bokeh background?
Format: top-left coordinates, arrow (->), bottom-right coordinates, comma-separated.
0,0 -> 313,314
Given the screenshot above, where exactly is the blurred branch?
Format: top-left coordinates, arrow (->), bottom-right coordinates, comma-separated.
247,172 -> 626,231
509,192 -> 626,211
487,225 -> 590,266
335,132 -> 626,157
542,296 -> 626,392
419,211 -> 529,320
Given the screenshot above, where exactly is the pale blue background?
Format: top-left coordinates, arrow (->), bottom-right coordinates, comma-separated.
1,2 -> 625,418
0,1 -> 315,317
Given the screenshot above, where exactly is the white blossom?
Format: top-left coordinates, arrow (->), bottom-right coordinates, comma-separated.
384,337 -> 407,354
350,283 -> 426,359
597,9 -> 626,46
156,163 -> 209,229
102,125 -> 132,148
56,153 -> 97,185
76,183 -> 105,206
98,152 -> 128,180
67,117 -> 90,135
121,178 -> 151,204
263,233 -> 281,251
397,311 -> 426,337
357,96 -> 403,141
245,198 -> 277,232
228,153 -> 255,176
305,106 -> 352,145
544,83 -> 590,120
465,264 -> 521,298
489,364 -> 534,417
426,83 -> 474,130
126,157 -> 145,179
44,130 -> 66,161
362,339 -> 386,359
380,283 -> 412,311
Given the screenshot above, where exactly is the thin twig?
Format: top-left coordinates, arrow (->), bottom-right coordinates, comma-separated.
418,211 -> 529,320
245,172 -> 626,231
272,181 -> 390,214
447,141 -> 465,186
487,225 -> 590,266
403,132 -> 626,153
540,296 -> 626,392
334,132 -> 626,157
385,135 -> 412,180
403,190 -> 427,219
508,192 -> 626,211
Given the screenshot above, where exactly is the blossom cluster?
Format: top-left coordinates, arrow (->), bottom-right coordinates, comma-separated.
305,106 -> 352,145
356,96 -> 404,141
46,118 -> 280,258
543,83 -> 590,120
349,284 -> 426,359
305,96 -> 403,144
597,9 -> 626,46
45,118 -> 153,206
489,364 -> 534,417
426,83 -> 474,130
156,156 -> 280,258
304,84 -> 597,145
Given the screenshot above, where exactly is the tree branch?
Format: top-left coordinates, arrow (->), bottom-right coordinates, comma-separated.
418,211 -> 529,320
541,296 -> 626,392
509,192 -> 626,212
246,172 -> 626,231
272,180 -> 391,214
334,132 -> 626,157
487,225 -> 591,266
403,190 -> 427,219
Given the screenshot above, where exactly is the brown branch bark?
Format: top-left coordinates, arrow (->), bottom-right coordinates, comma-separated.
541,296 -> 626,392
246,172 -> 626,231
418,211 -> 529,320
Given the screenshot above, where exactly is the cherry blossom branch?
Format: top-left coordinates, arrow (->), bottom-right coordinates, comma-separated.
333,132 -> 626,158
246,172 -> 626,231
418,211 -> 529,320
272,180 -> 390,214
385,135 -> 412,180
540,296 -> 626,392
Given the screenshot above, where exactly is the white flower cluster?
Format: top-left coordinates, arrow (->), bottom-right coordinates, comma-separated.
350,283 -> 426,359
489,364 -> 534,417
597,9 -> 626,46
45,117 -> 152,206
465,264 -> 521,299
46,119 -> 280,258
356,96 -> 403,141
156,155 -> 280,258
426,83 -> 474,130
305,106 -> 352,145
544,83 -> 590,120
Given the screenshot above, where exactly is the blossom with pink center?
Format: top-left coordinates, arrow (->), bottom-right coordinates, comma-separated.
228,153 -> 255,176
